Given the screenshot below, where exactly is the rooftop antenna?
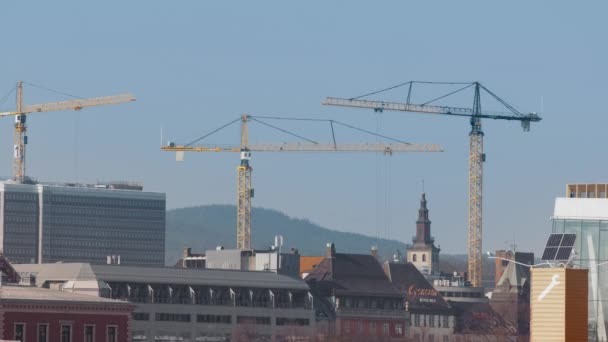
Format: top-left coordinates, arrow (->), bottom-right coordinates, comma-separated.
421,179 -> 425,193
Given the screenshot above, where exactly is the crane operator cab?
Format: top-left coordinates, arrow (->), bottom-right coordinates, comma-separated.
240,150 -> 251,166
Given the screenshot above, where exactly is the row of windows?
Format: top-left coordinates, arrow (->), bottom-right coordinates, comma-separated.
14,323 -> 117,342
134,313 -> 309,326
49,195 -> 164,209
5,203 -> 38,212
49,218 -> 164,229
44,252 -> 163,263
197,315 -> 232,324
50,206 -> 165,220
5,193 -> 38,201
342,320 -> 403,336
339,296 -> 402,310
411,253 -> 437,263
5,215 -> 37,224
237,316 -> 271,325
412,314 -> 451,328
3,237 -> 37,246
4,225 -> 38,233
48,239 -> 163,251
156,313 -> 191,322
48,229 -> 164,241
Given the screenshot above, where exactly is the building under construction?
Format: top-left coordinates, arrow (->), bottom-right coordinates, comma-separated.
0,180 -> 165,266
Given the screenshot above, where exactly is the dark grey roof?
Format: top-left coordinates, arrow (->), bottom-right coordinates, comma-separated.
14,263 -> 308,290
305,254 -> 402,298
384,262 -> 452,314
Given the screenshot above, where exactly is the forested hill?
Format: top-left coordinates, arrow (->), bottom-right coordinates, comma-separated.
165,204 -> 495,285
166,204 -> 408,264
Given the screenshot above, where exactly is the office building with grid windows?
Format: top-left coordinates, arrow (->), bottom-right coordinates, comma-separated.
0,181 -> 165,266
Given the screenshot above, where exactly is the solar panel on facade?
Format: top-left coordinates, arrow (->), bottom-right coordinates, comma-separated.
560,234 -> 577,247
556,247 -> 573,260
542,247 -> 558,261
546,234 -> 563,247
541,233 -> 577,261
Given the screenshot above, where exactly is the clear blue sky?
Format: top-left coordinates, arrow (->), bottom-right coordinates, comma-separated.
1,1 -> 606,255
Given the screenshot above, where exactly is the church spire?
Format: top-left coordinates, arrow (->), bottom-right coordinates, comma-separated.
414,192 -> 432,244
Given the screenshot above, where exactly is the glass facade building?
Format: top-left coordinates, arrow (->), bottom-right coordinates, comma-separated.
552,196 -> 608,342
0,182 -> 165,266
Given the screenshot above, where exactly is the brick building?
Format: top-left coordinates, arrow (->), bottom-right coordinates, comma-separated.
305,243 -> 407,341
0,286 -> 134,342
13,262 -> 314,342
0,254 -> 133,342
384,261 -> 455,342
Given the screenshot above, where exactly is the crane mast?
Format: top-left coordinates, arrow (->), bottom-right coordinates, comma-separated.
237,115 -> 252,250
14,81 -> 26,182
0,81 -> 135,183
323,81 -> 540,287
468,85 -> 484,288
163,114 -> 443,251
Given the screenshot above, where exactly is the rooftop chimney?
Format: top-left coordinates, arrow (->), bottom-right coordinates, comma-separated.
326,242 -> 336,258
371,245 -> 379,258
183,247 -> 192,258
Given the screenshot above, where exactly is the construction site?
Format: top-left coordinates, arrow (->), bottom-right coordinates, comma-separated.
0,2 -> 605,341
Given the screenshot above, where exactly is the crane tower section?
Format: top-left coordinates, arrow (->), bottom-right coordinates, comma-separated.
322,81 -> 540,288
162,114 -> 443,251
237,151 -> 253,250
468,118 -> 484,287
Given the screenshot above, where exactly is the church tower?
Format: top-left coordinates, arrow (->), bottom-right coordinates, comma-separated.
407,193 -> 441,275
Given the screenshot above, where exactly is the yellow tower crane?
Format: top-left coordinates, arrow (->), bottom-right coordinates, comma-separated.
163,114 -> 443,250
0,81 -> 135,183
322,81 -> 541,287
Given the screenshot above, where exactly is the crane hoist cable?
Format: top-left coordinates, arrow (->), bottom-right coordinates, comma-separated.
323,80 -> 541,288
163,113 -> 443,251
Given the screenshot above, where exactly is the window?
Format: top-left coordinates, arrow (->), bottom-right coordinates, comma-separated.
155,313 -> 191,322
443,316 -> 449,329
38,324 -> 48,342
84,326 -> 94,342
14,323 -> 25,342
382,323 -> 389,335
197,315 -> 232,324
443,336 -> 449,342
276,318 -> 310,326
422,254 -> 427,262
61,325 -> 72,342
107,326 -> 117,342
429,315 -> 435,327
369,321 -> 376,334
236,316 -> 271,325
395,323 -> 403,335
414,314 -> 420,327
429,335 -> 434,342
412,254 -> 417,262
358,320 -> 364,334
132,312 -> 150,321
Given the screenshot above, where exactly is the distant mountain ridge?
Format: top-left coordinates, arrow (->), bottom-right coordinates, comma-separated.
165,204 -> 495,284
165,204 -> 408,265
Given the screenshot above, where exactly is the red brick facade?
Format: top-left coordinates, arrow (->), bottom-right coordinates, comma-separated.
338,318 -> 406,339
1,301 -> 132,342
